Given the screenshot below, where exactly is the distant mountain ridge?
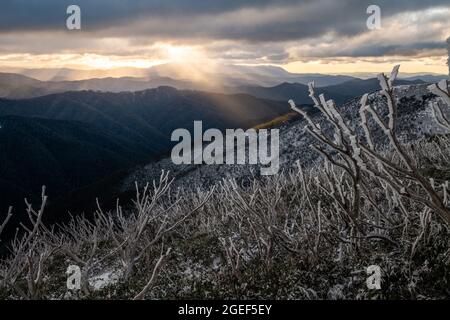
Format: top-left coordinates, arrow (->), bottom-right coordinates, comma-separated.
0,71 -> 429,101
0,70 -> 356,99
226,78 -> 425,105
321,77 -> 425,98
148,63 -> 358,87
0,72 -> 198,99
2,64 -> 358,85
401,74 -> 448,83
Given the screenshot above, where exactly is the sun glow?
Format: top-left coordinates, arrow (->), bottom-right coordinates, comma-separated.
83,57 -> 147,69
0,53 -> 166,71
80,54 -> 166,70
165,45 -> 198,63
155,44 -> 219,84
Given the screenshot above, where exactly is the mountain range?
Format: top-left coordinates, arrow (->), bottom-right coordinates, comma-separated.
0,73 -> 198,99
225,78 -> 425,105
0,71 -> 428,101
1,64 -> 358,86
0,86 -> 290,215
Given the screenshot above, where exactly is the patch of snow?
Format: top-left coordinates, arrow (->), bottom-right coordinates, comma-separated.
88,269 -> 122,290
212,257 -> 221,270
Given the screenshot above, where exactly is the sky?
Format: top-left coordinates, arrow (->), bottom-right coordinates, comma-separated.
0,0 -> 449,76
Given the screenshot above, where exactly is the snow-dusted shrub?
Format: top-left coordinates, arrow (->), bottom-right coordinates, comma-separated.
428,80 -> 450,132
0,188 -> 54,299
289,66 -> 450,226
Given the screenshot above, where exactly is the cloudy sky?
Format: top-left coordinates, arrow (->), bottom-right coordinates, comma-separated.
0,0 -> 449,75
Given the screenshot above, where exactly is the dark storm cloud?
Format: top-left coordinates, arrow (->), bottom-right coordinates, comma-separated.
309,41 -> 448,58
0,0 -> 449,42
0,0 -> 300,32
343,42 -> 447,57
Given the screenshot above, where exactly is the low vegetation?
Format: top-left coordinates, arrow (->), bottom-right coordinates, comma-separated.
253,112 -> 299,130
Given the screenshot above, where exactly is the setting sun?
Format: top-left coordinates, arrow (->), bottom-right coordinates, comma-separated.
165,45 -> 197,63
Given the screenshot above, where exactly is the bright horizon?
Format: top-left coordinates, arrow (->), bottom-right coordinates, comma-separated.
0,54 -> 448,75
